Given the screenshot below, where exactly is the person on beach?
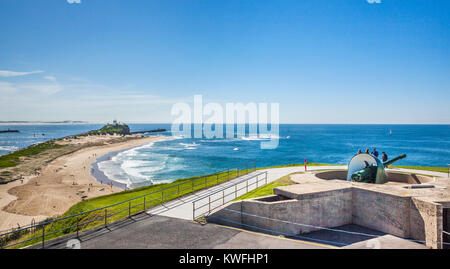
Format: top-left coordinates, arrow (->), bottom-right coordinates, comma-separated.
357,149 -> 362,154
371,148 -> 379,158
365,149 -> 370,154
382,152 -> 388,163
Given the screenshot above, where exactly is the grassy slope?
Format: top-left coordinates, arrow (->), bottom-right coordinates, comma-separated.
391,165 -> 449,174
2,168 -> 247,248
257,163 -> 344,170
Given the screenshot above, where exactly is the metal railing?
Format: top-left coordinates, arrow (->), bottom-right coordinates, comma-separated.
0,161 -> 257,249
192,171 -> 268,220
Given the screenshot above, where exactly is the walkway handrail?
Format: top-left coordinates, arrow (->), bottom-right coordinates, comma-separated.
192,171 -> 267,203
192,171 -> 268,220
0,160 -> 256,249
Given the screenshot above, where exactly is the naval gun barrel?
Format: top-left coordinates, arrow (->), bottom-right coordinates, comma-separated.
383,154 -> 406,167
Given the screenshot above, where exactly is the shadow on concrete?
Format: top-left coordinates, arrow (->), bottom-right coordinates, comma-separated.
315,171 -> 347,180
294,224 -> 386,247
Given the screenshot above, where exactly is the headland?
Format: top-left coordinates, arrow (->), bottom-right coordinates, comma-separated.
0,122 -> 169,232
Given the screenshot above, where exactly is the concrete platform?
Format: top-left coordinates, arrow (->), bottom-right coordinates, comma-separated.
41,213 -> 334,249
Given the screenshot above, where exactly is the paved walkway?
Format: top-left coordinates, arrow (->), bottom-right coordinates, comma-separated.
43,214 -> 331,249
148,165 -> 448,220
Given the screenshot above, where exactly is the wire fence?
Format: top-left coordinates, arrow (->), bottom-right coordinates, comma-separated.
0,161 -> 256,249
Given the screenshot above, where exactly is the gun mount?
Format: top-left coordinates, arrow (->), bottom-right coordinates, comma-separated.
347,153 -> 406,184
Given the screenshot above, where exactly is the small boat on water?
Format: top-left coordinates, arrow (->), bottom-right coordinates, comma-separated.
0,129 -> 20,133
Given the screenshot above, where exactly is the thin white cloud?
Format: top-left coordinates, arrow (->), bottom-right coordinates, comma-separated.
43,75 -> 57,82
21,83 -> 62,95
0,70 -> 44,77
67,0 -> 81,4
0,81 -> 61,96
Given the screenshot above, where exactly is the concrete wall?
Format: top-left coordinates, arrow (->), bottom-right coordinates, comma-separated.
409,197 -> 443,249
207,201 -> 243,229
208,187 -> 446,248
352,188 -> 411,238
208,188 -> 352,236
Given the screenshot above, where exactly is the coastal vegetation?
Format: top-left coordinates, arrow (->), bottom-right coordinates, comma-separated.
0,141 -> 63,169
0,123 -> 142,184
85,122 -> 130,136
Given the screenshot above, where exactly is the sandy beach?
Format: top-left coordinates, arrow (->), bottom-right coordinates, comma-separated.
0,135 -> 168,232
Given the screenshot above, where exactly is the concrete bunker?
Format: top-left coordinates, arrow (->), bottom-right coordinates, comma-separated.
208,169 -> 448,249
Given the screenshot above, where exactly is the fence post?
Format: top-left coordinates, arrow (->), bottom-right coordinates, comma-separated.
128,202 -> 131,218
192,180 -> 194,190
178,184 -> 180,195
41,224 -> 45,249
205,176 -> 207,188
76,217 -> 79,238
161,191 -> 164,203
104,209 -> 107,228
143,197 -> 146,211
192,202 -> 195,220
246,180 -> 248,192
265,172 -> 268,185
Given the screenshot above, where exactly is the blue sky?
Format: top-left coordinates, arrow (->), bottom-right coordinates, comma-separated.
0,0 -> 449,124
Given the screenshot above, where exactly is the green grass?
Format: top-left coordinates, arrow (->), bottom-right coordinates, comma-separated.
234,173 -> 298,201
390,165 -> 449,173
1,168 -> 251,249
86,124 -> 130,135
0,141 -> 64,169
256,163 -> 344,170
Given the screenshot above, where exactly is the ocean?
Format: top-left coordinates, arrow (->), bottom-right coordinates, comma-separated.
1,124 -> 449,188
